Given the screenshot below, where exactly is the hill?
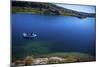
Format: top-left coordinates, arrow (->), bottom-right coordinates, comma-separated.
12,1 -> 96,19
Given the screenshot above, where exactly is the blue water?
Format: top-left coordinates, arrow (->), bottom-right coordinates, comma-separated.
12,13 -> 96,58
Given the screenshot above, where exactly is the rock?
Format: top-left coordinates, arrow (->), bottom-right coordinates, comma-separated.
14,60 -> 25,66
65,56 -> 79,63
24,56 -> 34,66
34,58 -> 48,64
11,63 -> 15,66
48,57 -> 65,64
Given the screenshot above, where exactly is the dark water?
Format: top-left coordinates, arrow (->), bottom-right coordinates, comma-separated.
12,13 -> 96,58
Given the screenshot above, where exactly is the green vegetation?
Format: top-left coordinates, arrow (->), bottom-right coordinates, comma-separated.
12,7 -> 42,14
12,1 -> 96,19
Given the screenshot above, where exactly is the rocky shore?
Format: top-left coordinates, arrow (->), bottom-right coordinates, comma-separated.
12,52 -> 95,66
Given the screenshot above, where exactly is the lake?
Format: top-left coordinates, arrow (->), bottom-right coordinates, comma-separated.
12,13 -> 96,58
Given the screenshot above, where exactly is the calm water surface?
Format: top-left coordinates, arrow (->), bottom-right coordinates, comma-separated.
12,14 -> 96,58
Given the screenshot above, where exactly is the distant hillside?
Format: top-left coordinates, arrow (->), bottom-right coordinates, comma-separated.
12,1 -> 96,19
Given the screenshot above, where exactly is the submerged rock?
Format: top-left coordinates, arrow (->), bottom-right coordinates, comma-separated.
48,57 -> 65,64
65,56 -> 79,63
14,60 -> 25,66
34,58 -> 48,64
12,52 -> 95,66
24,56 -> 34,66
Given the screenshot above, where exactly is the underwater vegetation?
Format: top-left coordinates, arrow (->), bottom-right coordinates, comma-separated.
12,52 -> 95,66
12,41 -> 52,60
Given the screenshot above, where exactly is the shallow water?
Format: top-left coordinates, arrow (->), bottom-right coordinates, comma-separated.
12,13 -> 96,58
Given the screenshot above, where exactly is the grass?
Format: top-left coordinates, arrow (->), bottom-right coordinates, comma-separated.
12,7 -> 42,14
12,7 -> 74,16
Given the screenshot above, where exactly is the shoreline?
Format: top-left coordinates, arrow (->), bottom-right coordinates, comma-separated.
12,52 -> 95,66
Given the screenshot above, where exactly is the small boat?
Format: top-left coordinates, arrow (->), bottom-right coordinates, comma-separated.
23,32 -> 37,38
